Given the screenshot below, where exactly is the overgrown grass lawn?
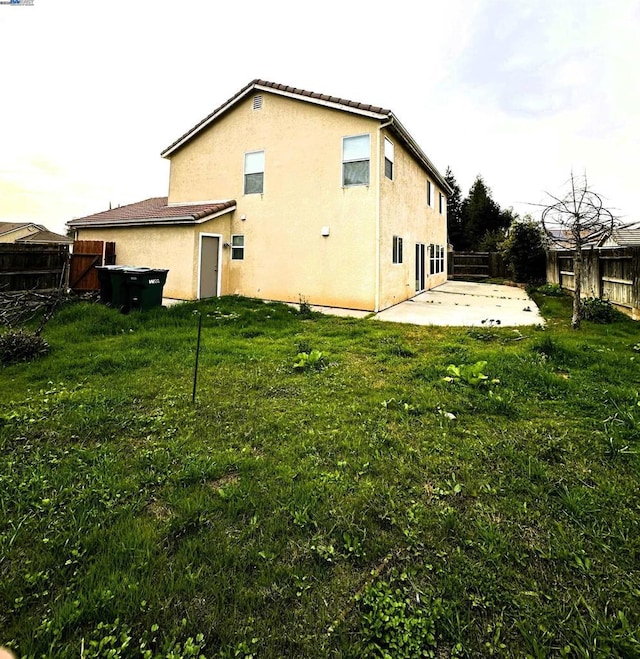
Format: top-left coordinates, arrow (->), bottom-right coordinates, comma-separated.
2,293 -> 640,657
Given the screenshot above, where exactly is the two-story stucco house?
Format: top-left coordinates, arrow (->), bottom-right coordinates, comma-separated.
68,79 -> 451,312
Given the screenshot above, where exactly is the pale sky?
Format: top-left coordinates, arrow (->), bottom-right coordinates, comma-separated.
1,0 -> 638,235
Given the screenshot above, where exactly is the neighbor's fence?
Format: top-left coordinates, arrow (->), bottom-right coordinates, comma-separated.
0,244 -> 69,291
448,251 -> 507,280
547,247 -> 640,320
69,241 -> 116,292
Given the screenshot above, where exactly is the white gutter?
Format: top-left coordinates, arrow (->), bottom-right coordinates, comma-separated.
388,113 -> 453,195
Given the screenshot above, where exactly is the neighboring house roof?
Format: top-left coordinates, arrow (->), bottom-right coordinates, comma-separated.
547,225 -> 611,250
599,227 -> 640,247
160,79 -> 452,195
0,221 -> 45,237
16,229 -> 73,245
67,197 -> 237,229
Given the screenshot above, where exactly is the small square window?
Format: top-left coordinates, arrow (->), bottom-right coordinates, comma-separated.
231,234 -> 245,260
384,138 -> 394,181
342,134 -> 370,186
244,151 -> 264,194
392,235 -> 403,264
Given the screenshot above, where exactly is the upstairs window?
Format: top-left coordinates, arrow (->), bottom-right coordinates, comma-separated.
342,134 -> 370,186
231,234 -> 245,260
384,138 -> 394,180
439,192 -> 445,214
244,150 -> 264,194
392,235 -> 403,264
427,180 -> 434,208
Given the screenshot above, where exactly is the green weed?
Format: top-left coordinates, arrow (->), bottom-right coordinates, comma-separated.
1,293 -> 640,657
293,349 -> 328,371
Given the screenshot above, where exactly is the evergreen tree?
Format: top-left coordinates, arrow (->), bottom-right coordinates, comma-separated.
460,176 -> 510,250
444,167 -> 464,249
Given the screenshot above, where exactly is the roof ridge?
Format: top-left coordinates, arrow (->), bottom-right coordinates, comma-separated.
160,79 -> 392,159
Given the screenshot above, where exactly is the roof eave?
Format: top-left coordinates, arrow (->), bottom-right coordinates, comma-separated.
68,204 -> 236,230
387,114 -> 452,195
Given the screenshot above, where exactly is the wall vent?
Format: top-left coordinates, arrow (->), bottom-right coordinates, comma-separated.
252,95 -> 263,110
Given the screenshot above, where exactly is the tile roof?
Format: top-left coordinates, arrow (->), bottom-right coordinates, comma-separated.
16,229 -> 73,244
67,197 -> 236,228
607,228 -> 640,246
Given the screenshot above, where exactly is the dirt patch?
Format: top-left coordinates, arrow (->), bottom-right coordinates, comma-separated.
146,500 -> 174,522
207,472 -> 239,490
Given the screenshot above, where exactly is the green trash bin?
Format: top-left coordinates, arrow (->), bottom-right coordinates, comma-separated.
109,267 -> 129,310
96,265 -> 128,309
123,267 -> 169,312
96,266 -> 113,304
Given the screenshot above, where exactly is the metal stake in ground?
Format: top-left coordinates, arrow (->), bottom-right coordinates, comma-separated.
192,311 -> 203,404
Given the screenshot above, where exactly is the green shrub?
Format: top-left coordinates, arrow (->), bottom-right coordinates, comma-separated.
0,330 -> 49,365
500,218 -> 547,283
529,283 -> 564,296
580,297 -> 620,324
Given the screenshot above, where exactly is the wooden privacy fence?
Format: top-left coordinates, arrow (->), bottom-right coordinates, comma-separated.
547,247 -> 640,320
0,244 -> 69,291
69,241 -> 115,292
448,251 -> 507,280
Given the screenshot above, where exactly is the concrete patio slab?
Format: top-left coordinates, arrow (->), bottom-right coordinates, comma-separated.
373,281 -> 544,327
166,281 -> 545,327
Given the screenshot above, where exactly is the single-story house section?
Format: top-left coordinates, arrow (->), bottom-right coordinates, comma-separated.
0,222 -> 73,245
68,79 -> 451,312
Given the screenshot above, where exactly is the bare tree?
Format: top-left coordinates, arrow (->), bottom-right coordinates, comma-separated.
541,172 -> 619,329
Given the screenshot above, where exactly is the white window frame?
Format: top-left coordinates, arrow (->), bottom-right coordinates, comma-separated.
231,234 -> 245,260
384,138 -> 394,181
429,244 -> 445,274
392,235 -> 403,264
244,150 -> 264,195
439,192 -> 445,214
342,134 -> 370,187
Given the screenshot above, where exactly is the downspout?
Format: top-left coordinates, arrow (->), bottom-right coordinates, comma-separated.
376,118 -> 393,312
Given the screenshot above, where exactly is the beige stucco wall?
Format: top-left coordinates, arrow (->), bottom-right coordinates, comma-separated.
378,131 -> 448,310
168,93 -> 379,310
0,225 -> 40,243
75,91 -> 448,311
